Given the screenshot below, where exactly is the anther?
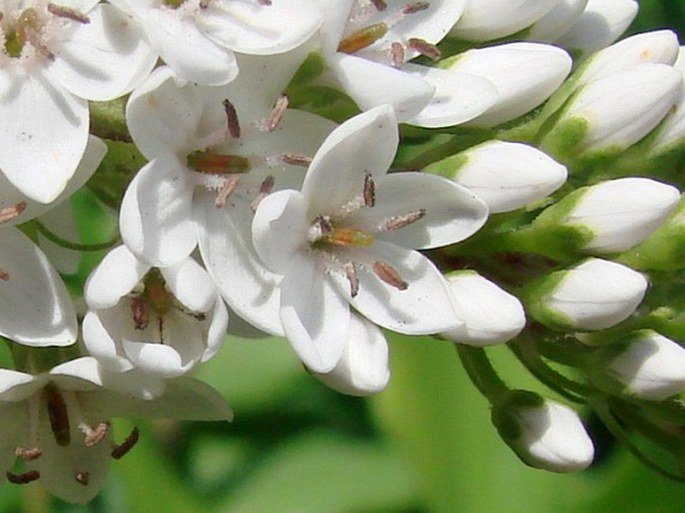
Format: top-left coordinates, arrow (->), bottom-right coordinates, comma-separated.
373,261 -> 408,290
391,42 -> 405,68
370,0 -> 387,10
338,23 -> 389,54
344,262 -> 360,297
0,202 -> 26,224
250,175 -> 275,212
199,0 -> 211,8
15,447 -> 42,461
47,3 -> 90,23
385,209 -> 426,230
214,175 -> 241,208
223,99 -> 241,139
363,174 -> 375,207
7,470 -> 40,485
257,0 -> 272,4
0,270 -> 8,281
45,384 -> 70,447
266,94 -> 289,132
75,471 -> 89,486
281,153 -> 312,167
314,215 -> 333,236
80,422 -> 111,447
111,427 -> 140,460
402,2 -> 430,15
130,297 -> 149,330
408,38 -> 441,60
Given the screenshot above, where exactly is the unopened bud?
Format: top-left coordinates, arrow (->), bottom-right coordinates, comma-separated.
526,0 -> 588,43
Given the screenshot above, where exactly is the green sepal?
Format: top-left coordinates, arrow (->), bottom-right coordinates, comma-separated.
490,389 -> 545,444
422,151 -> 469,179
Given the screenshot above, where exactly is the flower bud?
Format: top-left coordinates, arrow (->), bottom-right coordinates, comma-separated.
546,63 -> 682,154
440,271 -> 526,346
556,0 -> 638,55
527,258 -> 647,331
442,43 -> 572,127
425,140 -> 567,213
491,390 -> 594,472
594,330 -> 685,401
450,0 -> 558,42
650,47 -> 685,154
526,0 -> 588,43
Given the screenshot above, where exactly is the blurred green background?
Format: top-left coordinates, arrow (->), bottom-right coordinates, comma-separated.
6,1 -> 685,512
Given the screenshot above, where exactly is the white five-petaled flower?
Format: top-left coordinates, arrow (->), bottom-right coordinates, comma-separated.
82,245 -> 229,378
252,105 -> 488,373
0,357 -> 231,503
0,0 -> 156,203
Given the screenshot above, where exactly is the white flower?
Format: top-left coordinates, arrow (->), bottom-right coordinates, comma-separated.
82,245 -> 228,378
605,330 -> 685,401
0,1 -> 156,203
441,271 -> 526,346
252,106 -> 488,372
0,357 -> 231,503
428,140 -> 567,213
530,258 -> 647,331
317,0 -> 498,127
121,57 -> 336,335
441,42 -> 572,128
526,0 -> 588,42
492,390 -> 594,473
108,0 -> 321,86
450,0 -> 558,41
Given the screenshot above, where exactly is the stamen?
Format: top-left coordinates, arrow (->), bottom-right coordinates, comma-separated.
0,202 -> 26,224
47,3 -> 90,23
338,23 -> 389,54
199,0 -> 211,8
7,470 -> 40,484
130,297 -> 149,330
373,261 -> 408,290
214,174 -> 241,208
250,175 -> 275,212
20,25 -> 54,60
75,471 -> 89,486
266,94 -> 288,132
363,174 -> 376,207
370,0 -> 387,10
111,427 -> 140,460
344,262 -> 360,297
385,209 -> 426,230
80,422 -> 111,447
391,42 -> 405,68
402,2 -> 430,14
407,38 -> 441,60
188,152 -> 251,174
15,447 -> 42,461
0,270 -> 8,281
45,384 -> 70,447
257,0 -> 272,4
223,99 -> 241,139
314,215 -> 333,236
281,153 -> 312,167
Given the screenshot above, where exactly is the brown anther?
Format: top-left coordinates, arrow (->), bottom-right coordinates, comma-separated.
281,153 -> 312,167
199,0 -> 211,8
0,202 -> 26,224
223,99 -> 241,139
7,470 -> 40,485
130,297 -> 149,330
408,38 -> 441,60
257,0 -> 272,4
391,42 -> 405,68
385,209 -> 426,230
0,270 -> 8,281
373,261 -> 408,290
314,215 -> 333,235
214,174 -> 241,208
402,2 -> 430,14
0,13 -> 4,22
344,262 -> 360,297
363,174 -> 375,207
15,447 -> 42,461
81,422 -> 111,447
266,94 -> 289,132
250,175 -> 275,212
45,384 -> 70,447
47,3 -> 90,23
23,27 -> 55,60
111,427 -> 140,460
370,0 -> 387,10
75,471 -> 89,486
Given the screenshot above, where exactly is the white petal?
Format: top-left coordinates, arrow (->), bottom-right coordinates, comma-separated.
122,341 -> 194,378
0,369 -> 45,401
46,4 -> 157,101
526,0 -> 588,42
0,228 -> 77,346
280,252 -> 350,373
85,245 -> 149,309
82,310 -> 134,372
120,154 -> 196,267
0,71 -> 87,203
203,294 -> 229,362
161,257 -> 216,313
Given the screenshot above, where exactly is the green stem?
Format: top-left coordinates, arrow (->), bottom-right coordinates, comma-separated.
455,345 -> 508,401
35,221 -> 121,252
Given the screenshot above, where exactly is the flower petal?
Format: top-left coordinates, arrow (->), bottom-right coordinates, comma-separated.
85,245 -> 149,309
161,257 -> 217,313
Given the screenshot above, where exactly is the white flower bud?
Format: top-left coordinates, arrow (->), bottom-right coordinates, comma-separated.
451,0 -> 558,42
443,43 -> 572,127
441,271 -> 526,346
560,178 -> 680,253
556,0 -> 638,55
606,330 -> 685,401
526,0 -> 588,43
492,390 -> 594,473
531,258 -> 647,331
650,47 -> 685,154
551,63 -> 682,153
440,140 -> 567,213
